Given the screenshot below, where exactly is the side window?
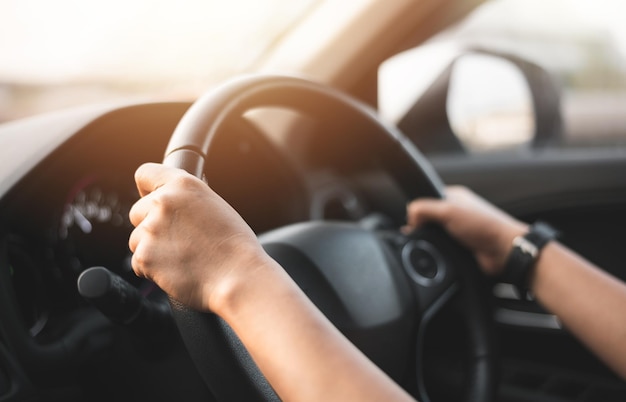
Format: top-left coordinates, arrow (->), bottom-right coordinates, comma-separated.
378,0 -> 626,155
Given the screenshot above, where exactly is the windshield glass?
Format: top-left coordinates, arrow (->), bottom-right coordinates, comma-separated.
379,0 -> 626,153
0,0 -> 319,122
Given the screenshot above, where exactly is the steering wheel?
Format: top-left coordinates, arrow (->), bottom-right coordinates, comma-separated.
162,74 -> 496,402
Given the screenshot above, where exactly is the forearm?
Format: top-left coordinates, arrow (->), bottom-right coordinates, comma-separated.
212,258 -> 414,402
405,187 -> 626,380
530,242 -> 626,379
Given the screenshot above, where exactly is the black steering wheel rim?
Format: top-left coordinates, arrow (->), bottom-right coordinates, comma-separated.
163,74 -> 496,402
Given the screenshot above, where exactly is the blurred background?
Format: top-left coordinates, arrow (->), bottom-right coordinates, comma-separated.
1,0 -> 626,154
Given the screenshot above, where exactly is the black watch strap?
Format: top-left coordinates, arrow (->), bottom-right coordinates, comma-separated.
502,221 -> 560,298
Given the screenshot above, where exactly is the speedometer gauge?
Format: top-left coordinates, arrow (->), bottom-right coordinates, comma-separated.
58,174 -> 139,284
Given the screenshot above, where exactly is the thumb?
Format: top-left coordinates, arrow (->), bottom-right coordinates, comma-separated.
134,162 -> 190,197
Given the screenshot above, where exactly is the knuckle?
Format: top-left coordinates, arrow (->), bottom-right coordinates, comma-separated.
130,254 -> 145,278
153,175 -> 200,211
131,247 -> 152,272
153,190 -> 179,213
173,174 -> 201,191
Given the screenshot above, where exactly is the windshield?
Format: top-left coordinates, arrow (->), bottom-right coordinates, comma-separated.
0,0 -> 319,122
379,0 -> 626,153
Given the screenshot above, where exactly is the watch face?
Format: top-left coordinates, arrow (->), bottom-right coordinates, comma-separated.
503,221 -> 559,299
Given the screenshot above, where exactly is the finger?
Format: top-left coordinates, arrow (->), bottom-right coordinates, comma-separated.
129,192 -> 154,227
405,198 -> 450,228
134,162 -> 187,197
130,237 -> 158,281
128,226 -> 143,253
130,250 -> 147,279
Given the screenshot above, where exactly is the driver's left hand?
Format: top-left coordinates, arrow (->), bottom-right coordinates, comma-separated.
128,162 -> 273,312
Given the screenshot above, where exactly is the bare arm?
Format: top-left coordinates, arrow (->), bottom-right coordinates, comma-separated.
128,163 -> 414,402
406,186 -> 626,380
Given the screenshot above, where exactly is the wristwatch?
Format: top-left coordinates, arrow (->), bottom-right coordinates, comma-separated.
502,221 -> 560,299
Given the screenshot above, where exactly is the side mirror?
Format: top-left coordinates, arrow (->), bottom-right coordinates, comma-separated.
378,46 -> 562,154
447,54 -> 534,153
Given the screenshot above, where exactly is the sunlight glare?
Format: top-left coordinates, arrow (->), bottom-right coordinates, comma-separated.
0,0 -> 315,84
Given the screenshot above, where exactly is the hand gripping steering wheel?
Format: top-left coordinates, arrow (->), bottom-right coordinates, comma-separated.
162,74 -> 496,402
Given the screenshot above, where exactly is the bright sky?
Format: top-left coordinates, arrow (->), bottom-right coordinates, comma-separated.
0,0 -> 316,84
465,0 -> 626,63
3,0 -> 626,86
574,0 -> 626,57
3,0 -> 626,125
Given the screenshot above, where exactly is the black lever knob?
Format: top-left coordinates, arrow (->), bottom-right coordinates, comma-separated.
77,266 -> 172,335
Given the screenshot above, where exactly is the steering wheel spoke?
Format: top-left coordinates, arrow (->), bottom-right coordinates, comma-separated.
379,226 -> 462,317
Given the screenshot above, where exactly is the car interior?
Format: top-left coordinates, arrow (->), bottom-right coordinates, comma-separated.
1,1 -> 626,401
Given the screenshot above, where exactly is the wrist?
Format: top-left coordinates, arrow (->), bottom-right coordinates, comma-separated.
483,220 -> 528,276
498,221 -> 529,258
500,221 -> 560,298
209,248 -> 280,317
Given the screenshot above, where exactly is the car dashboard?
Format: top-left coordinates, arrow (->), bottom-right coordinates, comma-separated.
0,101 -> 372,401
3,98 -> 626,402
